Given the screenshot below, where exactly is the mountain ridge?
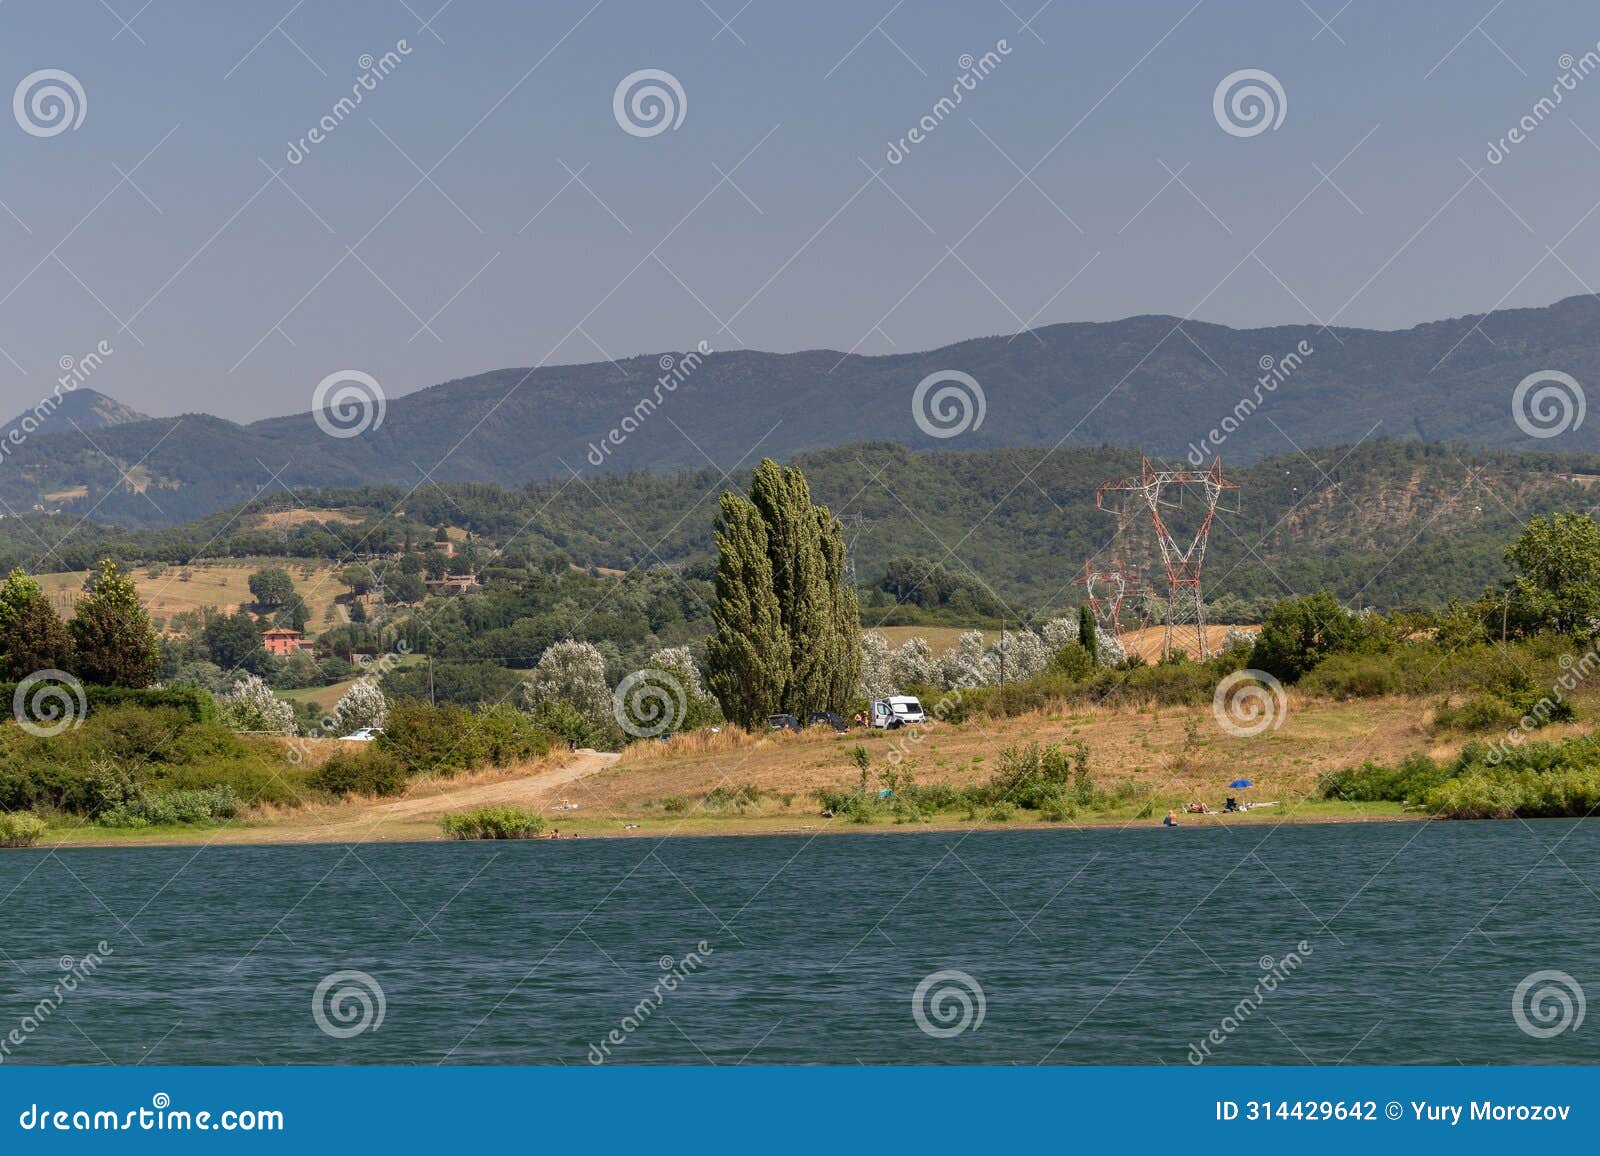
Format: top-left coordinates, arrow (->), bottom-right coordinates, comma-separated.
6,293 -> 1600,528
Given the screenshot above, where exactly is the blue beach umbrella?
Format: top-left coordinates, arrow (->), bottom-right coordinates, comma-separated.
1228,779 -> 1253,789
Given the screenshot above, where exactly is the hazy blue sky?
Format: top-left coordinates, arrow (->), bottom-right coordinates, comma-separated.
3,0 -> 1599,421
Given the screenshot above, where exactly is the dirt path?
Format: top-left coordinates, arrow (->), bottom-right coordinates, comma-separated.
93,748 -> 625,847
367,749 -> 620,820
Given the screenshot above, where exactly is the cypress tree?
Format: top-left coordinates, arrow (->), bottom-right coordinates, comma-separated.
1078,603 -> 1097,666
705,493 -> 788,728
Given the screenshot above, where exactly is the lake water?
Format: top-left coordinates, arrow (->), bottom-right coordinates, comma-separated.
0,821 -> 1595,1064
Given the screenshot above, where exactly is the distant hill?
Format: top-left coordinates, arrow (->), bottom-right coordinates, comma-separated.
6,439 -> 1597,613
7,295 -> 1600,527
4,387 -> 147,442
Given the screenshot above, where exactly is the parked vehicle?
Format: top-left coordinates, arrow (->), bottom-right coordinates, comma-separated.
807,710 -> 848,733
341,727 -> 383,742
768,714 -> 803,732
868,696 -> 926,729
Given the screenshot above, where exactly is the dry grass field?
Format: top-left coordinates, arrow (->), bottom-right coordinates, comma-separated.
36,559 -> 348,634
553,688 -> 1574,834
250,507 -> 363,531
863,624 -> 1257,663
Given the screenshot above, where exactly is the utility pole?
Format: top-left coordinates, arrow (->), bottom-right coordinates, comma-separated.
999,611 -> 1007,716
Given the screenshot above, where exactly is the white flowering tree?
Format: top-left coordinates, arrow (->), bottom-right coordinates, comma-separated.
1222,625 -> 1255,654
937,630 -> 995,690
220,674 -> 296,735
646,646 -> 708,700
889,637 -> 936,688
858,632 -> 895,699
1097,633 -> 1127,667
332,680 -> 387,734
522,639 -> 613,733
987,630 -> 1050,681
1040,616 -> 1079,650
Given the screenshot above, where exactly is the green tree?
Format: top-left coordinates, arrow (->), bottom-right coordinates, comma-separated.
340,564 -> 375,597
817,506 -> 862,709
275,592 -> 310,633
247,566 -> 295,608
68,559 -> 160,687
1249,591 -> 1361,682
201,609 -> 267,674
1504,513 -> 1600,636
1078,604 -> 1097,667
749,460 -> 833,715
704,491 -> 788,728
0,568 -> 75,679
385,572 -> 427,604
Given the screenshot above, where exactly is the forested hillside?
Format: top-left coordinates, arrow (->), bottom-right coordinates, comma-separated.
5,439 -> 1596,615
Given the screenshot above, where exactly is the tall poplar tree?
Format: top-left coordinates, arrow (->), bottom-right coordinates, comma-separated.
816,506 -> 862,710
749,461 -> 831,717
707,461 -> 863,726
705,492 -> 788,728
1078,603 -> 1098,667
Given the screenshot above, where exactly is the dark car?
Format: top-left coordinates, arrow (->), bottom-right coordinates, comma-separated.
768,714 -> 802,732
807,710 -> 848,733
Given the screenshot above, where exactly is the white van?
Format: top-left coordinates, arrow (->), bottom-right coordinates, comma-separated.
870,696 -> 927,729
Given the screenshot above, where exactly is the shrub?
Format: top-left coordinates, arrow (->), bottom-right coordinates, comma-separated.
97,786 -> 240,828
1433,690 -> 1573,735
1321,754 -> 1452,803
987,741 -> 1096,810
309,749 -> 409,798
440,806 -> 546,839
0,705 -> 303,815
0,683 -> 219,726
380,702 -> 486,776
529,699 -> 601,749
1298,653 -> 1401,699
1048,642 -> 1094,681
474,703 -> 554,766
0,811 -> 45,847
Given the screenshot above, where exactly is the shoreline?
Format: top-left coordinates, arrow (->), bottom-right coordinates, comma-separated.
34,801 -> 1428,850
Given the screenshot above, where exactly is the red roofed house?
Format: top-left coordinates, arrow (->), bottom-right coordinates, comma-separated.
262,628 -> 307,657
